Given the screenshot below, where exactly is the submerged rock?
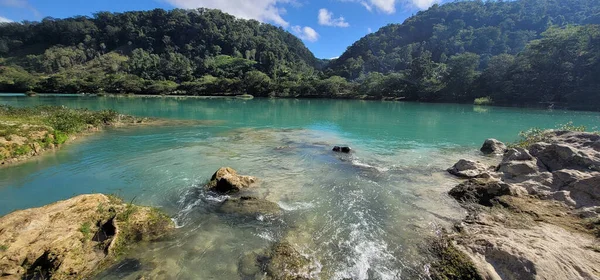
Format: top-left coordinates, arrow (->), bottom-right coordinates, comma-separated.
264,242 -> 313,280
447,159 -> 491,179
205,167 -> 257,194
219,196 -> 281,217
480,138 -> 507,155
332,146 -> 352,153
0,194 -> 174,280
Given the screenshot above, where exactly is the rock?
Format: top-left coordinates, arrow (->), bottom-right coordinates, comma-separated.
577,206 -> 600,219
551,170 -> 600,207
498,160 -> 540,179
529,131 -> 600,172
31,142 -> 42,155
238,251 -> 264,277
263,242 -> 313,280
219,197 -> 281,217
447,159 -> 490,179
503,147 -> 534,162
205,167 -> 257,194
0,194 -> 174,280
449,179 -> 514,206
481,139 -> 507,155
333,146 -> 352,153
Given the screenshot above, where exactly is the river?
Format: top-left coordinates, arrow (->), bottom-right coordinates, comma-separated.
1,96 -> 599,279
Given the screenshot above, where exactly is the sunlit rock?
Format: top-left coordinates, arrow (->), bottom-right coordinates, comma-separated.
0,194 -> 174,280
205,167 -> 257,194
480,138 -> 507,155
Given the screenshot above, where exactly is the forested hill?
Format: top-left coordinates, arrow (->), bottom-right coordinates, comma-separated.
324,0 -> 600,109
1,1 -> 600,110
0,8 -> 319,95
329,0 -> 600,78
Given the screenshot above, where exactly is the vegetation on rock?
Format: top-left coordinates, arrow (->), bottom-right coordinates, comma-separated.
0,194 -> 174,280
0,105 -> 147,165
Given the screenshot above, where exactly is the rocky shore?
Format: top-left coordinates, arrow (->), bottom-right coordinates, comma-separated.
440,130 -> 600,280
0,194 -> 174,280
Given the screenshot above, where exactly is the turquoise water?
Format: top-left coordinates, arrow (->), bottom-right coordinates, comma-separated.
1,96 -> 599,279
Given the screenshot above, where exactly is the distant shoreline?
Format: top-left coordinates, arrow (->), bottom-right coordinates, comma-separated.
1,92 -> 598,112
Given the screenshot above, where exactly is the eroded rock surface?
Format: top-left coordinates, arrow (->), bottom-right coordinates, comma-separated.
205,167 -> 257,194
446,131 -> 600,280
0,194 -> 174,280
447,159 -> 492,179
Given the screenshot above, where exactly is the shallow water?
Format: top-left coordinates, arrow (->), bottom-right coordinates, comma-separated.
1,96 -> 599,279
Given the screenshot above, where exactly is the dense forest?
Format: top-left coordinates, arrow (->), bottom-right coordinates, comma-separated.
1,0 -> 599,109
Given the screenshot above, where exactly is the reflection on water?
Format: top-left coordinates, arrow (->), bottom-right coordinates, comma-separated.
1,97 -> 599,279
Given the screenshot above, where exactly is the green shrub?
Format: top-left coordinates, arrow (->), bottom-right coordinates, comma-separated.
512,122 -> 590,148
474,97 -> 493,106
53,130 -> 68,145
79,222 -> 92,240
13,145 -> 32,156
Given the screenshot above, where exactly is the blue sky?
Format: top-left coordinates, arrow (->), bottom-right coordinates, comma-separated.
0,0 -> 444,59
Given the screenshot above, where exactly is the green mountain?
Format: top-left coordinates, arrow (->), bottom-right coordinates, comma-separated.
0,8 -> 319,95
326,0 -> 600,108
329,0 -> 600,78
1,1 -> 599,109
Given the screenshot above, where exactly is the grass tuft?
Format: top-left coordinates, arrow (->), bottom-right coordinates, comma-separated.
474,97 -> 493,106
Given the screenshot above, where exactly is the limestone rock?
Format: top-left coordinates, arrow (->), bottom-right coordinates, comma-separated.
264,242 -> 313,280
205,167 -> 257,194
481,139 -> 507,155
0,194 -> 174,280
529,131 -> 600,172
498,160 -> 540,179
447,159 -> 491,179
503,147 -> 533,162
219,197 -> 281,217
449,180 -> 514,206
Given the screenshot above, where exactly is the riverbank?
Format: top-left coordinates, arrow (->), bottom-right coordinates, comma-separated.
0,105 -> 155,167
438,129 -> 600,279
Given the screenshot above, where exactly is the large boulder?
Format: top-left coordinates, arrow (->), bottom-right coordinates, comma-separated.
205,167 -> 257,194
447,159 -> 491,179
219,197 -> 281,217
481,139 -> 507,155
0,194 -> 174,280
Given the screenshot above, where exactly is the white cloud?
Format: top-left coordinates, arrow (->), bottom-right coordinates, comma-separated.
367,27 -> 373,33
291,25 -> 319,42
0,0 -> 40,18
0,16 -> 12,22
318,8 -> 349,27
339,0 -> 441,13
165,0 -> 291,27
409,0 -> 441,10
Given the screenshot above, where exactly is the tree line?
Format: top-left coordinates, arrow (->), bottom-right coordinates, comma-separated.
0,0 -> 599,110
